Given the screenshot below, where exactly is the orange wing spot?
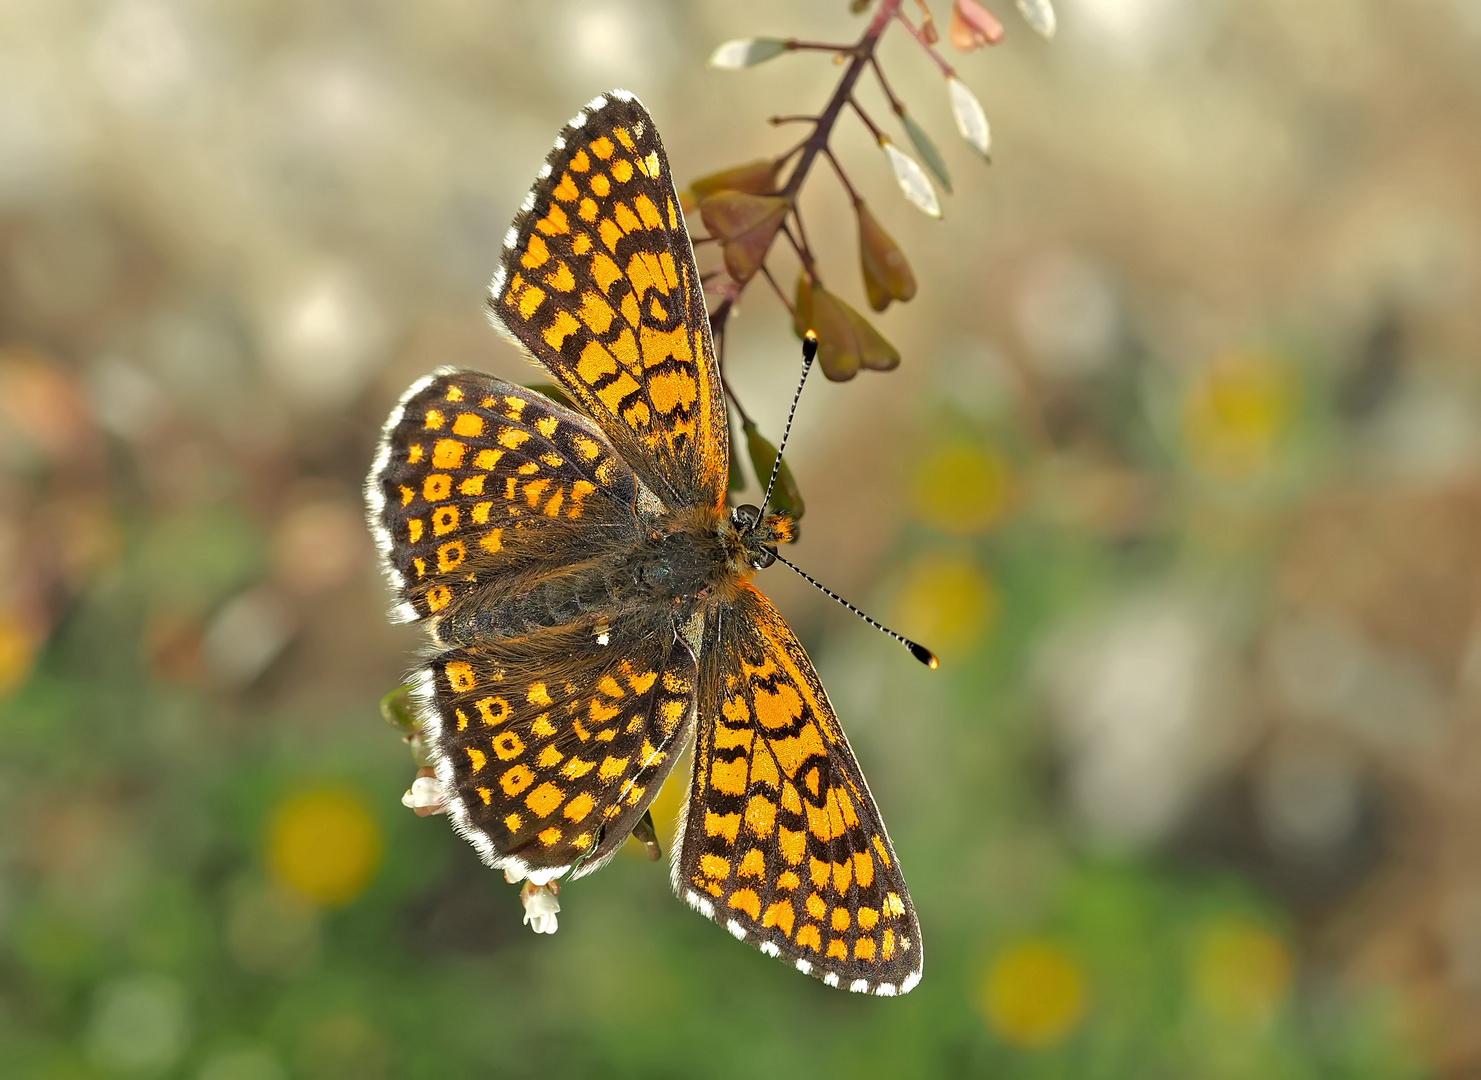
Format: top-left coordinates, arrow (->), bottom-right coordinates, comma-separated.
625,251 -> 656,299
423,474 -> 452,501
643,150 -> 660,177
476,697 -> 510,725
521,234 -> 549,269
524,782 -> 564,818
587,697 -> 619,723
749,746 -> 779,790
569,149 -> 590,172
623,784 -> 645,807
804,766 -> 820,799
552,172 -> 579,201
620,291 -> 640,328
806,801 -> 834,843
407,519 -> 423,544
564,792 -> 594,822
667,196 -> 677,229
853,851 -> 875,890
532,713 -> 557,738
498,427 -> 530,450
527,682 -> 552,706
595,371 -> 641,414
542,490 -> 564,517
780,782 -> 802,814
710,757 -> 748,796
412,557 -> 426,579
649,297 -> 665,321
657,251 -> 679,290
578,197 -> 599,223
465,746 -> 486,773
858,906 -> 879,930
543,308 -> 581,350
745,794 -> 776,838
445,384 -> 464,402
778,870 -> 801,891
826,788 -> 847,839
610,157 -> 633,183
517,283 -> 546,319
713,723 -> 752,751
591,252 -> 623,293
424,409 -> 445,430
455,709 -> 469,731
539,826 -> 562,846
831,907 -> 851,932
804,892 -> 827,920
699,853 -> 730,880
544,261 -> 576,292
479,528 -> 503,554
426,585 -> 451,612
571,434 -> 601,461
535,204 -> 568,236
536,745 -> 563,768
626,669 -> 658,694
633,194 -> 663,230
572,233 -> 592,255
873,835 -> 892,868
737,848 -> 765,878
754,683 -> 803,729
854,937 -> 877,962
589,135 -> 614,159
778,826 -> 805,866
659,698 -> 686,729
597,754 -> 629,781
504,812 -> 521,832
838,787 -> 860,828
597,675 -> 624,698
459,475 -> 485,496
882,928 -> 896,961
610,327 -> 639,368
473,448 -> 502,470
598,217 -> 623,252
432,438 -> 466,468
647,370 -> 697,416
432,506 -> 459,537
437,540 -> 466,573
771,724 -> 826,778
535,415 -> 559,438
885,892 -> 906,917
613,127 -> 635,151
795,924 -> 822,952
721,697 -> 749,725
492,731 -> 525,761
638,323 -> 693,370
500,764 -> 534,796
589,173 -> 610,197
560,757 -> 595,779
475,786 -> 491,805
826,938 -> 848,960
399,484 -> 414,506
762,900 -> 796,938
809,858 -> 830,890
704,811 -> 741,842
727,888 -> 761,920
832,858 -> 853,895
576,339 -> 618,385
568,479 -> 595,516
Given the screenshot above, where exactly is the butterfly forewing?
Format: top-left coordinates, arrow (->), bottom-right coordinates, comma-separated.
487,92 -> 729,513
674,586 -> 923,996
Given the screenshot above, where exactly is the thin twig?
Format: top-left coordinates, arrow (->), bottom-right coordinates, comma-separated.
822,146 -> 862,206
892,5 -> 955,76
848,97 -> 887,142
758,263 -> 796,318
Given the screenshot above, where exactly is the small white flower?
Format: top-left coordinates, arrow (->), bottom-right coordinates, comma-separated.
707,38 -> 788,69
948,77 -> 991,159
401,775 -> 446,815
520,881 -> 561,935
881,140 -> 942,219
1016,0 -> 1057,39
503,867 -> 525,885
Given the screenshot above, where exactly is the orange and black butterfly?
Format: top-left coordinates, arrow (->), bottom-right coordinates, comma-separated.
366,91 -> 922,995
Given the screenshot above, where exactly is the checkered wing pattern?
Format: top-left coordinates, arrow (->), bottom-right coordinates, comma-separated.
366,370 -> 640,636
416,621 -> 698,881
674,586 -> 923,996
488,91 -> 729,514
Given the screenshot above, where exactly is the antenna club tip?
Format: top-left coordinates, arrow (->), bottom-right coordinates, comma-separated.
801,329 -> 818,363
907,642 -> 938,669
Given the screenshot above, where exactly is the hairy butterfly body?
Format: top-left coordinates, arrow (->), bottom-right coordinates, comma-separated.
366,90 -> 922,995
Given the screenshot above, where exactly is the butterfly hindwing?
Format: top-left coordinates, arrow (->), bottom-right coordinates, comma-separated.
487,92 -> 729,515
418,617 -> 700,881
673,586 -> 923,995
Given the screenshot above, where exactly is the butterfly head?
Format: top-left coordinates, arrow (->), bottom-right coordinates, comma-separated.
730,502 -> 795,571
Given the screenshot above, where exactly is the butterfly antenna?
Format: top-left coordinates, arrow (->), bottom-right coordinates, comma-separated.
760,330 -> 818,513
773,552 -> 938,669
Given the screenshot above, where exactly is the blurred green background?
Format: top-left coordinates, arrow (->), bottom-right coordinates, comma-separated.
3,0 -> 1479,1076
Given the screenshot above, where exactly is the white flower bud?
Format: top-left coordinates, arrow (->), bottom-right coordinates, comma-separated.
881,140 -> 942,219
520,881 -> 561,935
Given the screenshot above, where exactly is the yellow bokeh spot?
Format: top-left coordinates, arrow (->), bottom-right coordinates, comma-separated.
1192,917 -> 1292,1028
910,442 -> 1014,535
1182,351 -> 1295,478
268,787 -> 382,907
982,939 -> 1088,1049
893,552 -> 997,657
0,612 -> 37,697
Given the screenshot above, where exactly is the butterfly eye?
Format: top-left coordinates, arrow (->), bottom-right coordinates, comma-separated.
751,547 -> 777,570
732,503 -> 762,528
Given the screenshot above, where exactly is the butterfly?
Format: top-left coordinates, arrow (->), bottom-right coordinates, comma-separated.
365,90 -> 921,995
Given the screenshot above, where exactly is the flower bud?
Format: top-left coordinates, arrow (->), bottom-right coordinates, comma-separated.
881,140 -> 942,218
809,286 -> 901,381
857,202 -> 917,312
690,159 -> 781,200
699,192 -> 789,285
708,37 -> 789,69
401,770 -> 446,817
520,880 -> 561,934
950,0 -> 1006,50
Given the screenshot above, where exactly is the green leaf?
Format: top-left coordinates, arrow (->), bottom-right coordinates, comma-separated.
744,419 -> 805,522
900,111 -> 953,195
380,683 -> 416,733
728,432 -> 747,493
